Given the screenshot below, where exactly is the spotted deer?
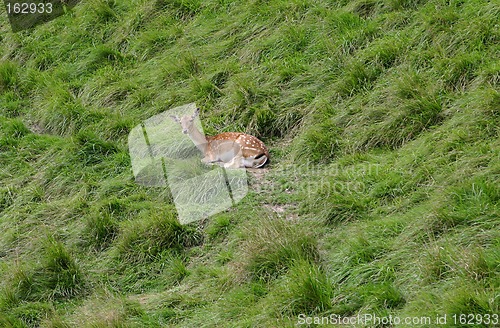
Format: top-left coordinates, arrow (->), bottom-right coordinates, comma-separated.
170,108 -> 269,168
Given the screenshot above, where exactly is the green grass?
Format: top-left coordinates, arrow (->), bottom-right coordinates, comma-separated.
0,0 -> 499,326
239,216 -> 320,282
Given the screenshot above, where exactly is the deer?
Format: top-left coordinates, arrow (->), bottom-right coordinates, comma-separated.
170,108 -> 269,168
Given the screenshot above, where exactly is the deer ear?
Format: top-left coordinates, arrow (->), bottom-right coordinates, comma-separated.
170,115 -> 180,123
192,107 -> 200,119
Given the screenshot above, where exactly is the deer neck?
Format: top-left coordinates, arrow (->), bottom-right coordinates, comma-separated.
187,124 -> 209,154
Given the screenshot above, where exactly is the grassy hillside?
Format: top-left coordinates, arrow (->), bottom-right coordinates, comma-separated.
0,0 -> 498,326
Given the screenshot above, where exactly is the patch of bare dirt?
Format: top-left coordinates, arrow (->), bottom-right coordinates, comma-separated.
27,121 -> 45,134
263,203 -> 299,221
247,167 -> 299,222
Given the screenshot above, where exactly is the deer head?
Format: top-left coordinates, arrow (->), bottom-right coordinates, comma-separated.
170,107 -> 200,135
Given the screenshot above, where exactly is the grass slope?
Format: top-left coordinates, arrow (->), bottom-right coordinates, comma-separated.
0,0 -> 499,326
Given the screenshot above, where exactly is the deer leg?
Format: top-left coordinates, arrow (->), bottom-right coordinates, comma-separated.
223,155 -> 243,169
201,150 -> 220,164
